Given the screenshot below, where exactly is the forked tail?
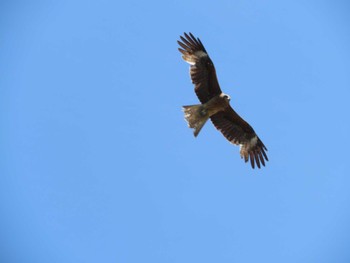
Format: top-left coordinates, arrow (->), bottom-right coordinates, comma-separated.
182,104 -> 209,137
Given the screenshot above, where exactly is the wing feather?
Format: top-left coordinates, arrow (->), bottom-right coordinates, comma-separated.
258,151 -> 265,167
249,152 -> 256,169
177,32 -> 222,103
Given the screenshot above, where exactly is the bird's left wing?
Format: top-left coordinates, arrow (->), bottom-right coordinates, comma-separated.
210,107 -> 268,169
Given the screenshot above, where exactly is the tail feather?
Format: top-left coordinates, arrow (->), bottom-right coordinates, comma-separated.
182,104 -> 209,137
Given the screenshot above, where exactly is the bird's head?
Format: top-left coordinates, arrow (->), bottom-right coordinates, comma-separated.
220,93 -> 231,102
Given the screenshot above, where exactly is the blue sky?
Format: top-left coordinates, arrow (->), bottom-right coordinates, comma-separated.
1,0 -> 350,262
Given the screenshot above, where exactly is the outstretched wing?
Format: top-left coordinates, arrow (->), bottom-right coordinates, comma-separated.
177,32 -> 222,103
210,107 -> 268,169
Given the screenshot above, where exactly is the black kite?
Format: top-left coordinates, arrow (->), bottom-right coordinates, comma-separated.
178,32 -> 268,169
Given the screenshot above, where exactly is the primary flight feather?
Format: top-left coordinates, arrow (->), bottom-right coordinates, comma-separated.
178,32 -> 268,169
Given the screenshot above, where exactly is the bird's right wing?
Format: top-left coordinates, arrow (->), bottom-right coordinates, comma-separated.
178,32 -> 222,104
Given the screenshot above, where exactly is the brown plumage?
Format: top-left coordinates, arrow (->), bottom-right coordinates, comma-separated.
178,32 -> 268,169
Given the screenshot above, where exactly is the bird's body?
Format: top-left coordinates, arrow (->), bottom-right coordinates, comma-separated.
183,93 -> 230,137
178,32 -> 268,169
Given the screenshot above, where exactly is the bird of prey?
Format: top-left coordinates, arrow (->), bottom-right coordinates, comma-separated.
178,32 -> 268,169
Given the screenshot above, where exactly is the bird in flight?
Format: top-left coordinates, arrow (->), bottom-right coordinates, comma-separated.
178,32 -> 268,169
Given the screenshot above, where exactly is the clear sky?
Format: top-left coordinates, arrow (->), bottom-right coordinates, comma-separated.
1,1 -> 350,262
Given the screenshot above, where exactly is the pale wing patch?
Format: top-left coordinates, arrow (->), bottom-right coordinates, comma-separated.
194,50 -> 208,58
239,136 -> 258,156
239,136 -> 257,150
230,138 -> 240,145
183,58 -> 195,65
182,50 -> 208,65
248,136 -> 258,149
